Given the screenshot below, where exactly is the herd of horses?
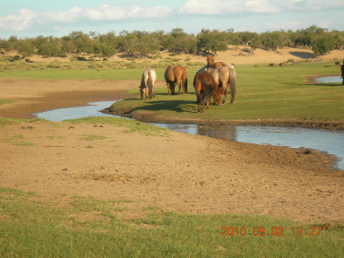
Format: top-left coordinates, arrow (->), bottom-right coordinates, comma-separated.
139,55 -> 237,113
139,58 -> 344,112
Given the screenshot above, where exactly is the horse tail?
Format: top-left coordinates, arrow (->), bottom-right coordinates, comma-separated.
228,68 -> 237,103
182,68 -> 188,93
140,74 -> 146,99
199,77 -> 214,103
147,71 -> 154,99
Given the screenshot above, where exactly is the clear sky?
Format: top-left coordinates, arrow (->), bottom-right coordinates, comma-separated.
0,0 -> 343,39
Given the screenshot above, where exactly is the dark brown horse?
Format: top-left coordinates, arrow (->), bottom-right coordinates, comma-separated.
335,61 -> 340,66
207,56 -> 228,69
340,61 -> 344,85
193,71 -> 222,112
268,63 -> 275,67
164,65 -> 188,95
279,62 -> 285,67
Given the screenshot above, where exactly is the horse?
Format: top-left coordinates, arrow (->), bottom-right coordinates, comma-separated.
206,66 -> 237,104
335,61 -> 340,66
340,61 -> 344,85
164,65 -> 188,95
268,63 -> 275,67
140,68 -> 157,99
193,71 -> 222,112
279,62 -> 285,67
206,55 -> 228,69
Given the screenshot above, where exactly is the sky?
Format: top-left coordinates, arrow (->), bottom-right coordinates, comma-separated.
0,0 -> 344,39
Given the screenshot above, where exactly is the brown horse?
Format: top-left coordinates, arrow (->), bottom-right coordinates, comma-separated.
140,68 -> 157,99
193,71 -> 222,112
340,61 -> 344,85
268,63 -> 275,67
207,66 -> 237,104
207,55 -> 228,69
335,61 -> 340,66
164,65 -> 188,95
279,62 -> 285,67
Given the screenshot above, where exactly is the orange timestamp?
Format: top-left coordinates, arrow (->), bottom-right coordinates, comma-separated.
222,226 -> 321,236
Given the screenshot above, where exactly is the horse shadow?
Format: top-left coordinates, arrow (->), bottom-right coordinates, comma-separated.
133,99 -> 199,113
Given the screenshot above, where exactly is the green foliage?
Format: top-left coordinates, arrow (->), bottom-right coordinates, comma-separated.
17,40 -> 35,60
312,36 -> 335,56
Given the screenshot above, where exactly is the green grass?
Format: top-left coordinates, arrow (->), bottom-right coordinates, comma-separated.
0,186 -> 343,257
0,66 -> 201,82
110,61 -> 344,122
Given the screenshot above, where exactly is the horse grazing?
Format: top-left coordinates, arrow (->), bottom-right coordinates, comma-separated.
207,55 -> 228,69
207,66 -> 237,104
279,62 -> 285,67
164,65 -> 188,95
268,63 -> 275,67
335,61 -> 340,66
140,68 -> 157,99
340,61 -> 344,85
193,71 -> 222,112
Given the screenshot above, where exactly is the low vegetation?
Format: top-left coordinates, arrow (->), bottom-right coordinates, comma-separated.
1,186 -> 343,257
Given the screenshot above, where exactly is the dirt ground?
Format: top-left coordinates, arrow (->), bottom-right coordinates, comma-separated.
1,78 -> 344,225
1,48 -> 344,225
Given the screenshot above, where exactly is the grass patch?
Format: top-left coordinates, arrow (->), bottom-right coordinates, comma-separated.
66,116 -> 171,137
0,186 -> 343,257
3,134 -> 36,146
110,61 -> 344,122
79,134 -> 108,141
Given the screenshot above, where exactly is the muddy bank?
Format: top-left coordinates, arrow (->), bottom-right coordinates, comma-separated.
103,106 -> 344,131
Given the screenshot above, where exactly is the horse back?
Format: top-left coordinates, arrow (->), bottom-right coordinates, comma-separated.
164,66 -> 175,82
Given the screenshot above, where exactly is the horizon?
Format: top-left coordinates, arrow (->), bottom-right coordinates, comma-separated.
1,0 -> 344,40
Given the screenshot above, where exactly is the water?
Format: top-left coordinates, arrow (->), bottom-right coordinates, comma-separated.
34,100 -> 117,121
315,76 -> 342,83
155,123 -> 344,169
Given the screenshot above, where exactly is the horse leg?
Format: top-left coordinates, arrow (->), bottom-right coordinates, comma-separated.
177,81 -> 181,95
172,83 -> 176,95
222,86 -> 228,104
167,83 -> 171,95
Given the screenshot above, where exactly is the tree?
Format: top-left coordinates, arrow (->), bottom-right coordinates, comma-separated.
17,39 -> 35,61
311,36 -> 334,57
197,29 -> 228,55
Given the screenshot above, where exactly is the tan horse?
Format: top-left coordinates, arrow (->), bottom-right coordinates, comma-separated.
193,71 -> 222,112
207,55 -> 228,69
140,68 -> 157,99
164,65 -> 188,95
207,66 -> 237,104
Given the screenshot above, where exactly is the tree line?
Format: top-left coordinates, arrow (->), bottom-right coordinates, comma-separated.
1,25 -> 343,61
